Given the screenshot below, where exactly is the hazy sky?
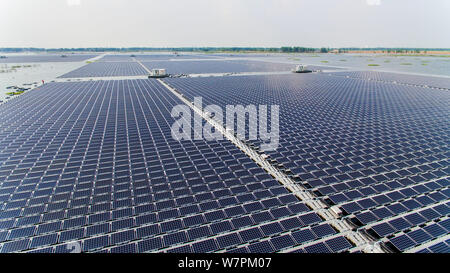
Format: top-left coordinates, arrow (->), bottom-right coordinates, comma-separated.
0,0 -> 449,48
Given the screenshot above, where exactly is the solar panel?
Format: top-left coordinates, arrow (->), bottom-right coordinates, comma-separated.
311,224 -> 337,238
388,235 -> 416,252
137,237 -> 163,253
427,242 -> 450,253
192,239 -> 218,253
270,235 -> 296,251
324,236 -> 353,253
407,229 -> 432,245
303,242 -> 331,253
83,235 -> 109,252
109,243 -> 137,253
163,231 -> 188,247
291,229 -> 317,244
247,240 -> 274,253
216,233 -> 242,249
0,239 -> 30,253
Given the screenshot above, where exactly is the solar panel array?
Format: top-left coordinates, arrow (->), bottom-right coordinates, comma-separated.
165,73 -> 450,253
135,54 -> 217,61
1,52 -> 449,253
141,60 -> 297,75
97,55 -> 137,62
328,71 -> 450,90
417,237 -> 450,253
97,54 -> 217,62
0,79 -> 359,253
0,54 -> 98,63
58,62 -> 148,78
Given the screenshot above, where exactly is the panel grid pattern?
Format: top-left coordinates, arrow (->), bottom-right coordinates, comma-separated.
165,73 -> 450,252
0,79 -> 353,253
58,62 -> 148,78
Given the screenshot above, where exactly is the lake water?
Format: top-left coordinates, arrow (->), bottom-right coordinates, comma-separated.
0,62 -> 85,101
260,53 -> 450,77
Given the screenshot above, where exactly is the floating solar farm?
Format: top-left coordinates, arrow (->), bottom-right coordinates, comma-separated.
97,54 -> 217,63
141,60 -> 294,75
59,62 -> 148,78
0,53 -> 449,253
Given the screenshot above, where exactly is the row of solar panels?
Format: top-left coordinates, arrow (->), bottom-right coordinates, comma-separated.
327,71 -> 450,90
98,54 -> 217,62
1,70 -> 448,253
59,62 -> 148,78
164,73 -> 450,252
2,209 -> 343,253
55,58 -> 341,78
0,79 -> 357,253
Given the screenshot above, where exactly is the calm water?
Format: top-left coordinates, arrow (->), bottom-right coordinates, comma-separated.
0,62 -> 85,101
260,53 -> 450,77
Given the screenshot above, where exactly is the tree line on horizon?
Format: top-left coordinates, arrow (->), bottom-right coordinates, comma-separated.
0,47 -> 449,53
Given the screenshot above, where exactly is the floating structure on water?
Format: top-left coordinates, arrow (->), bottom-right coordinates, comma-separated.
148,68 -> 168,78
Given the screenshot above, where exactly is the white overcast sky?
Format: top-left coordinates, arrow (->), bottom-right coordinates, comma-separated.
0,0 -> 449,48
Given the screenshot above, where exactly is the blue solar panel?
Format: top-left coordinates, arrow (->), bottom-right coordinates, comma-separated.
270,235 -> 296,251
110,243 -> 137,253
192,239 -> 218,253
388,235 -> 416,252
304,242 -> 331,253
324,236 -> 353,253
407,229 -> 432,245
137,237 -> 163,253
247,240 -> 274,253
291,229 -> 317,244
216,233 -> 242,249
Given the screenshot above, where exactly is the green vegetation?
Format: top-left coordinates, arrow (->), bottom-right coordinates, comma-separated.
339,59 -> 347,61
384,60 -> 391,63
321,60 -> 329,63
400,63 -> 413,65
6,91 -> 24,96
368,64 -> 380,66
281,47 -> 316,53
